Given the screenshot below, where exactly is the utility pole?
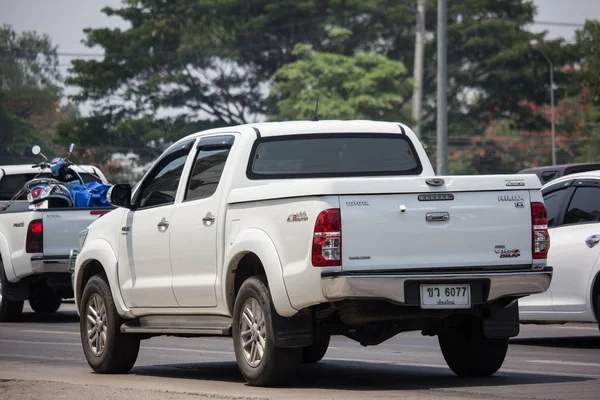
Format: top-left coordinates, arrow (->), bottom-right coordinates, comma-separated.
529,39 -> 557,166
411,0 -> 426,139
436,0 -> 448,175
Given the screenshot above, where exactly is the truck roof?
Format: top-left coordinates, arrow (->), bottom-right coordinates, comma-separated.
177,120 -> 409,144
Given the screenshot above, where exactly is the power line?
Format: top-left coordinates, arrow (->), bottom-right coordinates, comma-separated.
2,15 -> 591,61
530,20 -> 586,27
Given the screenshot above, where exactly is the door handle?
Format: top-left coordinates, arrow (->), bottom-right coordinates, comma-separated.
202,212 -> 215,227
426,212 -> 450,222
157,217 -> 169,232
585,234 -> 600,248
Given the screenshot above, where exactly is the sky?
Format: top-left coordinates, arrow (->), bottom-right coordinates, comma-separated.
1,0 -> 599,114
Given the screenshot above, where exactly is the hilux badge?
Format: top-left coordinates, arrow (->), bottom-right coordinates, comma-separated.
498,194 -> 524,202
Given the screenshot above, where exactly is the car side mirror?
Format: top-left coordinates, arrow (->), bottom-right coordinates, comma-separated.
107,184 -> 132,209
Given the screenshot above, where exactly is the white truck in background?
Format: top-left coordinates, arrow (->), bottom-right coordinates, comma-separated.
73,120 -> 553,386
0,164 -> 111,321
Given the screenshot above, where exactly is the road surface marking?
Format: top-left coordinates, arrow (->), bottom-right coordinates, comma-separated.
0,353 -> 83,362
143,345 -> 235,356
0,339 -> 79,346
526,325 -> 599,331
326,357 -> 600,378
528,359 -> 600,367
21,329 -> 79,335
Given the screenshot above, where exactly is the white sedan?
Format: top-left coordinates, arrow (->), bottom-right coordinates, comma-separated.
520,171 -> 600,330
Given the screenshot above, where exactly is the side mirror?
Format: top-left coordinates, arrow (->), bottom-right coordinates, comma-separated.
66,143 -> 76,158
107,184 -> 132,209
32,145 -> 41,155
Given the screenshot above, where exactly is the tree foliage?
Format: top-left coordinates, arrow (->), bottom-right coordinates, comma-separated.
270,43 -> 413,121
570,20 -> 600,163
0,24 -> 65,163
60,0 -> 600,176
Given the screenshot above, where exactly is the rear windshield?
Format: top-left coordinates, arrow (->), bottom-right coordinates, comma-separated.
247,133 -> 422,179
0,172 -> 103,200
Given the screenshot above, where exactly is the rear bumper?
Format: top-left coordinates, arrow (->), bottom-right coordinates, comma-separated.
30,255 -> 72,274
321,266 -> 553,305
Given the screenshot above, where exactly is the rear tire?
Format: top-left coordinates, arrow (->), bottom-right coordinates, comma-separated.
438,317 -> 508,377
232,276 -> 302,386
301,332 -> 330,364
0,260 -> 24,322
29,289 -> 62,314
80,274 -> 140,374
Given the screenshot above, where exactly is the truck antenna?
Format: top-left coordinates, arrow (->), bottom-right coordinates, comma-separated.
311,94 -> 320,121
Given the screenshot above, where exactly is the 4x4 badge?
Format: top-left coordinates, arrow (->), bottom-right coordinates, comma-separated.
287,211 -> 308,222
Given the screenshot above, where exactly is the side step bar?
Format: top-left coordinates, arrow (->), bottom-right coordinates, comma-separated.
121,315 -> 232,336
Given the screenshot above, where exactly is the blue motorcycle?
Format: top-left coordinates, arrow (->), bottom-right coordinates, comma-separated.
26,144 -> 112,210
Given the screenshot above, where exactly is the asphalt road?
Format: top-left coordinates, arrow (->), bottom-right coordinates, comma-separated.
0,303 -> 599,400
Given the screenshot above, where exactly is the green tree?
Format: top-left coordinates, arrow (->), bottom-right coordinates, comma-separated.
270,43 -> 413,121
0,24 -> 63,163
65,0 -> 573,172
569,20 -> 600,162
66,0 -> 414,127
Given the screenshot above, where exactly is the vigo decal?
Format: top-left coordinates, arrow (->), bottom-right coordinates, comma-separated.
494,245 -> 521,258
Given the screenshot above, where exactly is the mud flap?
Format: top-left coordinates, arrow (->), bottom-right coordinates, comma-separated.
2,275 -> 30,301
482,301 -> 520,338
270,306 -> 314,348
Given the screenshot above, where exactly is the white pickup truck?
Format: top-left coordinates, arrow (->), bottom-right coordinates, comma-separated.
73,120 -> 553,386
0,164 -> 110,321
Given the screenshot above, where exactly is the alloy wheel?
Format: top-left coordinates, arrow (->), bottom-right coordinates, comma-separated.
239,297 -> 267,367
86,293 -> 108,356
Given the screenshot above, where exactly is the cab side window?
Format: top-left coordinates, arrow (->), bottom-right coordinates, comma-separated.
184,147 -> 231,202
563,187 -> 600,226
136,143 -> 193,208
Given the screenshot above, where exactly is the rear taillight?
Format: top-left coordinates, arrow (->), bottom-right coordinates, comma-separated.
531,202 -> 549,259
26,219 -> 43,253
312,209 -> 341,267
31,187 -> 42,198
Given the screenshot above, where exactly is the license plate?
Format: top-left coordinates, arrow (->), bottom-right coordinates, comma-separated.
420,284 -> 471,309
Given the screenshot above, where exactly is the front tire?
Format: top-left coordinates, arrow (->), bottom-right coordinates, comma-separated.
29,289 -> 62,314
80,274 -> 140,374
232,276 -> 301,386
438,317 -> 508,377
0,261 -> 24,322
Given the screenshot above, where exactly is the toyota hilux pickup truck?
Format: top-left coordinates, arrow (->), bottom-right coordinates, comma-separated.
73,120 -> 553,386
0,164 -> 111,321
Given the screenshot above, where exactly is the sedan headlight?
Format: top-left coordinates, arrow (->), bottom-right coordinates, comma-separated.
79,228 -> 89,250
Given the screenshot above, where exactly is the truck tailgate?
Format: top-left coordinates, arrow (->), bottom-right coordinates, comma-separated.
41,209 -> 110,256
340,178 -> 535,271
